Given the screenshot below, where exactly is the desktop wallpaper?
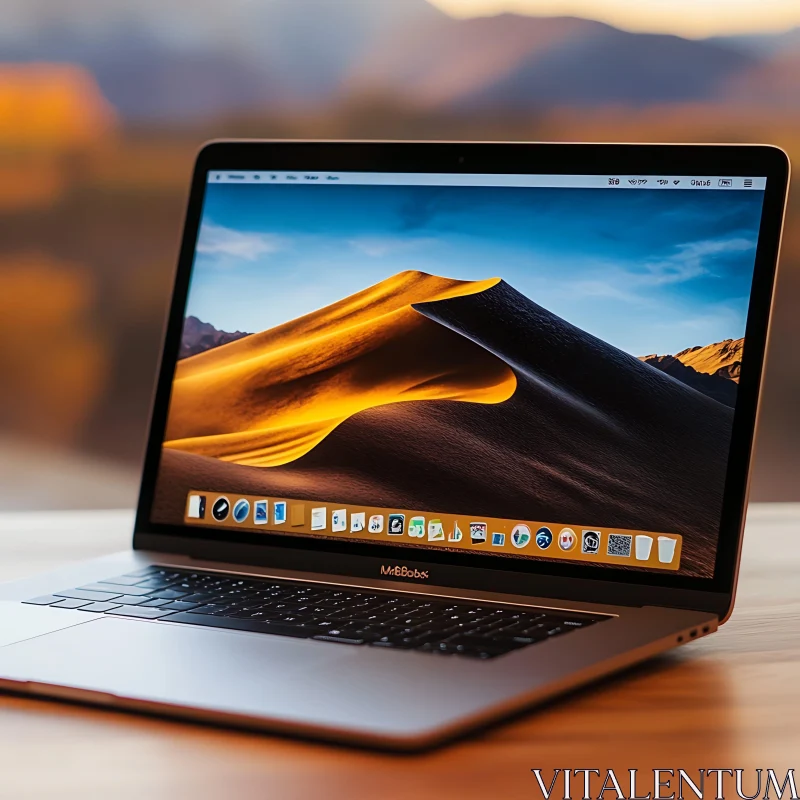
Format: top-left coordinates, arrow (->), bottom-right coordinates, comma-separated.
151,181 -> 765,577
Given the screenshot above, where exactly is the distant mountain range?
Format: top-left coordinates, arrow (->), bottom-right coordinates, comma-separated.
2,0 -> 796,121
674,338 -> 744,382
640,338 -> 743,407
347,15 -> 756,111
0,0 -> 442,119
180,316 -> 251,359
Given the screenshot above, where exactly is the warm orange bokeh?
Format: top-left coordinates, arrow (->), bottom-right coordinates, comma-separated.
0,63 -> 116,149
0,255 -> 107,444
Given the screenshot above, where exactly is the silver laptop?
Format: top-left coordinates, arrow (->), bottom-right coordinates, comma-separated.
0,141 -> 789,750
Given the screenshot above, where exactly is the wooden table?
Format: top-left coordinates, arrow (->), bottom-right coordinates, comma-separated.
1,505 -> 798,799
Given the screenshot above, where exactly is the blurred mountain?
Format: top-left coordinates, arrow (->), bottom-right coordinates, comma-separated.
346,14 -> 758,110
710,27 -> 800,57
0,0 -> 445,119
0,2 -> 797,121
723,51 -> 800,107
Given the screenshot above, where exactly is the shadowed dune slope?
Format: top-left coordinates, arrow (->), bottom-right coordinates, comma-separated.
164,271 -> 516,466
155,280 -> 733,577
639,354 -> 738,407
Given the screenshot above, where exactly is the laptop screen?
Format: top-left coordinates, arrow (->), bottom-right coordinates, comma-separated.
151,170 -> 767,579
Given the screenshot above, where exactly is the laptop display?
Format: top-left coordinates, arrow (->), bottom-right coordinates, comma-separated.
151,170 -> 767,579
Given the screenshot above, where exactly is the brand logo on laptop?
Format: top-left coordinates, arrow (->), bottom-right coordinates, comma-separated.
379,565 -> 430,580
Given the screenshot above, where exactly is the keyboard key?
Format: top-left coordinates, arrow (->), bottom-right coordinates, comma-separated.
312,635 -> 366,645
55,589 -> 123,603
228,609 -> 281,621
139,598 -> 173,608
78,602 -> 122,613
23,595 -> 62,606
110,595 -> 152,606
97,575 -> 144,587
108,606 -> 176,620
371,636 -> 418,649
79,583 -> 152,597
511,633 -> 548,645
370,639 -> 416,649
177,593 -> 217,604
494,621 -> 540,637
190,604 -> 236,615
52,598 -> 91,609
159,601 -> 201,612
389,616 -> 432,627
446,634 -> 522,651
149,589 -> 189,600
358,623 -> 407,636
561,617 -> 601,628
134,579 -> 179,591
406,632 -> 448,647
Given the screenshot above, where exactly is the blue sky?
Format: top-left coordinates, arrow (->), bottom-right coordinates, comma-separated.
186,182 -> 764,356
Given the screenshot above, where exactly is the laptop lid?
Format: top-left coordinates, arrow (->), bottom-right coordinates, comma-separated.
134,141 -> 789,618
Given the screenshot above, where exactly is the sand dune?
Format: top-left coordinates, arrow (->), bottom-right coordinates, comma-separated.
155,277 -> 734,577
164,271 -> 516,467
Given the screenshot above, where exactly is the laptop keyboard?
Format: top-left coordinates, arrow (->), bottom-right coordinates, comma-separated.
24,566 -> 608,659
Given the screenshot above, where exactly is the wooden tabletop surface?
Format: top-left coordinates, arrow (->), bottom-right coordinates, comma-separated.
1,505 -> 798,799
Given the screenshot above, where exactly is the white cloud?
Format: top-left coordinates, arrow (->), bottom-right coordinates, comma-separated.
563,236 -> 757,305
197,222 -> 285,262
638,236 -> 756,287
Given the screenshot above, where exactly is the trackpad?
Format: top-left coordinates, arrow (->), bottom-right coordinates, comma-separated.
0,602 -> 92,648
0,616 -> 354,726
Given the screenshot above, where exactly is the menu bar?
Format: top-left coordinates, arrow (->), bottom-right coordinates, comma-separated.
184,492 -> 683,571
207,171 -> 766,191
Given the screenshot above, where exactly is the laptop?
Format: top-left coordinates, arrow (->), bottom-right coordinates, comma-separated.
0,141 -> 789,750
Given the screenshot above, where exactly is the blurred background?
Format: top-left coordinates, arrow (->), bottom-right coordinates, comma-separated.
0,0 -> 797,511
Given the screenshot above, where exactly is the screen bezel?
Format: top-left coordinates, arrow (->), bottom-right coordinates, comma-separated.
133,140 -> 790,617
